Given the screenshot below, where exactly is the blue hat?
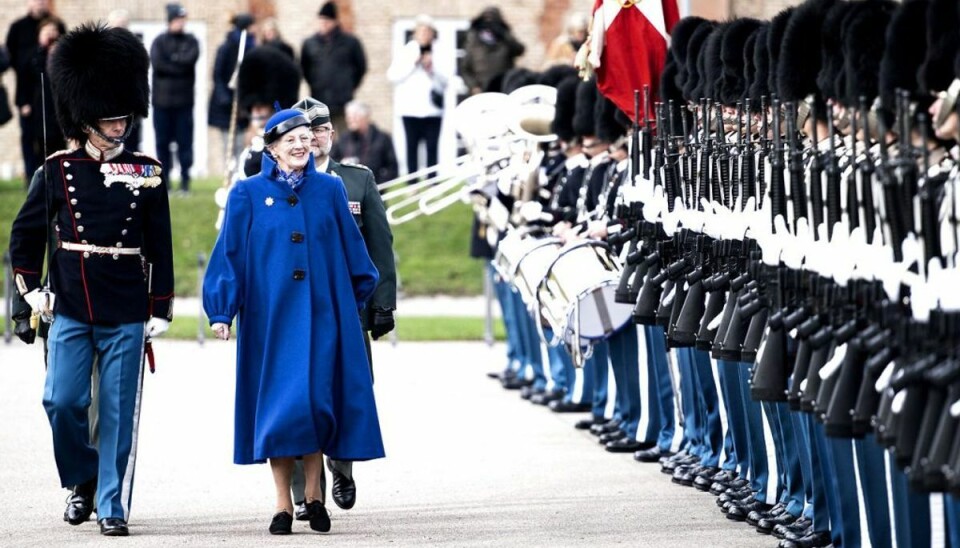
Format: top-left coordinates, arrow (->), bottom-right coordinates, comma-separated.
263,108 -> 310,145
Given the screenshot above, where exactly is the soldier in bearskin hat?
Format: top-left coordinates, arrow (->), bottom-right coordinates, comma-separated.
8,23 -> 173,537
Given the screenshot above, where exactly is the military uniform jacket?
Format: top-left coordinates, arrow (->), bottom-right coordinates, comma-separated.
327,159 -> 397,329
9,147 -> 174,324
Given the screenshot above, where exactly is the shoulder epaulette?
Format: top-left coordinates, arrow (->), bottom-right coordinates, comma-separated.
340,162 -> 373,173
132,151 -> 161,164
45,149 -> 73,161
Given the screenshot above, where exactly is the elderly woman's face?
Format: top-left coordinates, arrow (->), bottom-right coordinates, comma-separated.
270,126 -> 312,171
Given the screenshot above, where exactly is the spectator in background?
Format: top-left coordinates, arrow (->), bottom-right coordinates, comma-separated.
258,18 -> 294,60
332,100 -> 398,185
301,1 -> 367,134
28,17 -> 65,157
543,12 -> 588,68
461,6 -> 525,95
6,0 -> 54,182
208,13 -> 255,163
150,2 -> 199,194
387,14 -> 446,176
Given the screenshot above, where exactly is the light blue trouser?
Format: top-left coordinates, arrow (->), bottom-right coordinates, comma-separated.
854,435 -> 892,548
737,363 -> 770,502
683,348 -> 722,467
607,325 -> 641,438
794,412 -> 829,528
717,359 -> 745,473
643,326 -> 676,450
589,342 -> 610,419
770,402 -> 804,517
511,291 -> 545,390
45,314 -> 145,521
492,266 -> 522,373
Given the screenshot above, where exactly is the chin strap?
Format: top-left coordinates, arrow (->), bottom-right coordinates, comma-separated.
84,116 -> 135,145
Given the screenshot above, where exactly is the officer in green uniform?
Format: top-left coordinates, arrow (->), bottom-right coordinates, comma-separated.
289,97 -> 397,519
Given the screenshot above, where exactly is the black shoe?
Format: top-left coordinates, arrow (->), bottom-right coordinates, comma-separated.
99,518 -> 128,536
269,511 -> 293,535
294,501 -> 309,521
502,376 -> 532,390
590,420 -> 621,436
726,500 -> 773,522
605,438 -> 649,453
329,464 -> 356,510
661,453 -> 698,474
599,430 -> 626,444
716,486 -> 755,507
747,502 -> 785,527
530,389 -> 565,405
549,400 -> 592,413
305,500 -> 331,533
672,464 -> 713,487
64,477 -> 97,525
779,530 -> 832,548
773,518 -> 811,540
693,474 -> 714,491
634,447 -> 671,463
710,477 -> 749,495
520,386 -> 539,400
575,416 -> 606,430
758,510 -> 800,535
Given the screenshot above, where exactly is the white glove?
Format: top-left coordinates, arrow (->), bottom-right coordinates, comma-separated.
519,201 -> 544,223
23,288 -> 55,319
211,322 -> 231,341
146,318 -> 170,338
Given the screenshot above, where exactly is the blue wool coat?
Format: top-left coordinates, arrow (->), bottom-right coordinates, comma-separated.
203,153 -> 383,465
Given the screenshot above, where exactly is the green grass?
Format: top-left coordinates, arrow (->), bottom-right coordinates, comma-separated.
0,177 -> 484,297
166,314 -> 505,342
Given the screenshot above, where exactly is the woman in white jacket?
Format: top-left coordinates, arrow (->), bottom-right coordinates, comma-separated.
387,15 -> 446,177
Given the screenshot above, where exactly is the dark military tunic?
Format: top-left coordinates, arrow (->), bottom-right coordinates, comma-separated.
9,147 -> 174,324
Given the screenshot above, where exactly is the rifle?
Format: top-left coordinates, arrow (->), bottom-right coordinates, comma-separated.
770,99 -> 787,230
809,100 -> 825,240
917,113 -> 943,268
744,98 -> 756,204
858,97 -> 878,243
875,112 -> 906,261
847,103 -> 861,233
698,99 -> 712,210
758,96 -> 769,207
786,102 -> 807,231
732,102 -> 743,209
715,104 -> 730,208
660,103 -> 679,212
681,102 -> 694,209
896,90 -> 920,236
825,106 -> 842,239
631,89 -> 641,182
642,86 -> 653,179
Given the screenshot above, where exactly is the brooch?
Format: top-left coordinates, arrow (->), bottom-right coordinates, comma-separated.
265,197 -> 275,207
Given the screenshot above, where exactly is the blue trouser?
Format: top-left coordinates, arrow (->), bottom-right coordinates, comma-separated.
854,435 -> 892,548
544,327 -> 573,396
589,342 -> 610,418
492,266 -> 522,373
44,315 -> 145,521
770,402 -> 804,517
643,326 -> 675,450
717,359 -> 746,474
737,363 -> 770,501
794,412 -> 829,529
809,419 -> 844,544
685,348 -> 722,467
606,325 -> 641,438
825,433 -> 862,546
676,348 -> 700,455
511,291 -> 545,389
152,105 -> 194,190
889,461 -> 932,548
946,495 -> 960,548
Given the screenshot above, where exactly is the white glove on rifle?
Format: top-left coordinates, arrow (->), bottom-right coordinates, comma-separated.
146,318 -> 170,338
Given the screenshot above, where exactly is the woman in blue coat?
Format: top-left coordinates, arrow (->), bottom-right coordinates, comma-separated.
203,109 -> 381,535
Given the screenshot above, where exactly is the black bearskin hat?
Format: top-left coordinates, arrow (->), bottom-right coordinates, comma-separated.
573,78 -> 598,138
817,1 -> 856,101
596,94 -> 626,143
539,64 -> 578,88
551,75 -> 579,142
879,0 -> 930,127
720,18 -> 761,106
777,0 -> 831,102
918,0 -> 960,93
49,23 -> 150,142
501,68 -> 540,94
670,16 -> 709,92
682,22 -> 714,102
238,46 -> 302,112
660,54 -> 684,135
842,0 -> 896,107
702,25 -> 726,102
767,6 -> 796,98
750,25 -> 770,107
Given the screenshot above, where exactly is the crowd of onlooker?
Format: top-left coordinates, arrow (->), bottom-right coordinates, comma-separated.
1,0 -> 589,189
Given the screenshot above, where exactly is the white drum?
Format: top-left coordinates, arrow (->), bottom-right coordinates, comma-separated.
512,237 -> 562,305
536,241 -> 634,344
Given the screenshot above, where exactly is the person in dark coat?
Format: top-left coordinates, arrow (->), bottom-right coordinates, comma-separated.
208,13 -> 255,161
150,2 -> 199,193
9,23 -> 173,537
27,17 -> 65,158
289,97 -> 396,518
204,108 -> 381,536
6,0 -> 56,181
258,17 -> 295,60
300,1 -> 367,133
331,100 -> 399,185
461,6 -> 525,95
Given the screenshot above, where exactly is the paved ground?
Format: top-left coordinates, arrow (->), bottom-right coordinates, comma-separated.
0,340 -> 773,547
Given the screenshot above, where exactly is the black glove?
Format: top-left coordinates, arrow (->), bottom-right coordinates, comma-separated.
370,308 -> 395,340
12,294 -> 36,345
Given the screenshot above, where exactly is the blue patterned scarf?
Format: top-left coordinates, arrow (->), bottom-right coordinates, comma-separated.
275,166 -> 306,191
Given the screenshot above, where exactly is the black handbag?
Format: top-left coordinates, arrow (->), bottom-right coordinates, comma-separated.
0,84 -> 13,126
430,88 -> 444,109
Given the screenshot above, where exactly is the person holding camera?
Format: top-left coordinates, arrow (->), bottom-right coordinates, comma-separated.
386,14 -> 446,177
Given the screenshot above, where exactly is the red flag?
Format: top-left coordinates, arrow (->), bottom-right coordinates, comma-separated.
588,0 -> 680,121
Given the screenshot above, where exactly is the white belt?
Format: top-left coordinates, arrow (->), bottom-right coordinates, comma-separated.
58,241 -> 141,256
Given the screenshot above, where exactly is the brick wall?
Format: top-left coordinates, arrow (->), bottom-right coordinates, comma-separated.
0,0 -> 805,179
